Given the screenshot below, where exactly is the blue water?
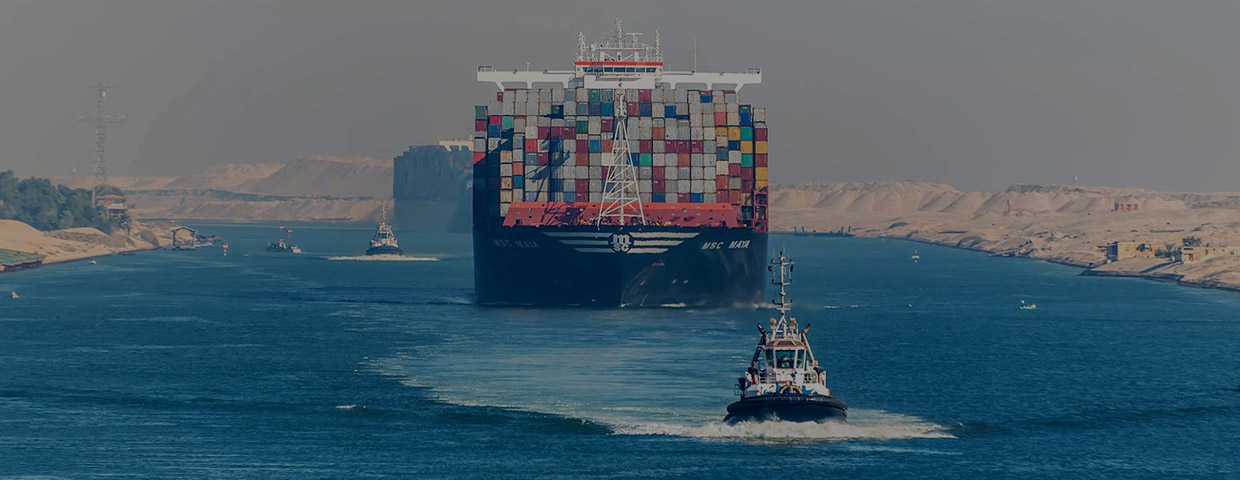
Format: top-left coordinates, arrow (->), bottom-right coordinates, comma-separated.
2,223 -> 1239,478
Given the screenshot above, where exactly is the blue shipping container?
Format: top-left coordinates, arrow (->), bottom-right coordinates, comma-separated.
729,140 -> 741,150
513,176 -> 524,189
564,192 -> 576,202
717,147 -> 729,160
700,94 -> 713,103
690,193 -> 703,203
589,140 -> 602,152
589,103 -> 602,116
602,103 -> 614,116
550,178 -> 563,192
640,102 -> 653,116
740,112 -> 751,126
549,139 -> 562,152
653,192 -> 665,203
664,105 -> 677,117
488,124 -> 501,137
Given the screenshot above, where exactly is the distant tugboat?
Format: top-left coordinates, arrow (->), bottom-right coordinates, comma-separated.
724,251 -> 848,424
365,203 -> 403,256
1019,299 -> 1037,310
267,227 -> 301,253
912,250 -> 920,263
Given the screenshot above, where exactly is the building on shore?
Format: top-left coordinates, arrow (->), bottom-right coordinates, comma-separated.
1178,245 -> 1240,263
392,141 -> 473,232
1101,240 -> 1155,261
1114,201 -> 1140,212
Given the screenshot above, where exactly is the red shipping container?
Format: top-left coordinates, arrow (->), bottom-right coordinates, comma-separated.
714,112 -> 727,126
475,119 -> 487,132
601,118 -> 613,132
602,140 -> 613,152
576,152 -> 590,166
473,152 -> 486,164
512,162 -> 524,175
539,126 -> 550,138
652,166 -> 665,179
678,153 -> 691,166
563,127 -> 575,139
728,164 -> 741,176
741,167 -> 754,179
652,127 -> 665,138
576,179 -> 590,192
537,153 -> 549,166
755,154 -> 768,167
526,139 -> 539,151
755,128 -> 768,141
742,180 -> 754,192
718,190 -> 732,203
716,176 -> 729,189
652,179 -> 665,192
627,103 -> 640,116
577,140 -> 589,154
691,141 -> 704,153
639,90 -> 652,103
496,92 -> 503,101
678,193 -> 692,203
640,140 -> 653,153
489,115 -> 502,126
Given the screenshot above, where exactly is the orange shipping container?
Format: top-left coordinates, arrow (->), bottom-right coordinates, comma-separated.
728,127 -> 741,141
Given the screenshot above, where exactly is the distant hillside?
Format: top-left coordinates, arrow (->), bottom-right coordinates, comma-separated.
233,156 -> 391,197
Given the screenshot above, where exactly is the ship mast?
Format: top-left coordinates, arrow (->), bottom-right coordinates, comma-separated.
596,88 -> 645,226
771,250 -> 794,331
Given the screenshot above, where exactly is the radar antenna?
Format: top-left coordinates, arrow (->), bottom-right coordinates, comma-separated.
596,89 -> 645,226
770,250 -> 794,327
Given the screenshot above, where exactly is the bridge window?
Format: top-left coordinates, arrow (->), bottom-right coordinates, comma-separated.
775,350 -> 794,369
604,67 -> 614,73
626,67 -> 636,73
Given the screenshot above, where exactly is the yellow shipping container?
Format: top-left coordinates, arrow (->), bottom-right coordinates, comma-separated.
500,150 -> 513,163
757,178 -> 769,189
756,141 -> 768,154
740,141 -> 754,154
501,177 -> 513,189
728,127 -> 741,141
756,167 -> 768,181
716,127 -> 729,137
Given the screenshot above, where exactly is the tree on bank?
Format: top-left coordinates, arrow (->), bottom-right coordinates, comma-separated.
0,170 -> 122,232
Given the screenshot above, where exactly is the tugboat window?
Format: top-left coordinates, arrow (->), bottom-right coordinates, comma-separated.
765,349 -> 774,368
796,350 -> 805,369
775,350 -> 795,369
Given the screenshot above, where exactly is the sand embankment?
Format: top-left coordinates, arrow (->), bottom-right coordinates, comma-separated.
772,182 -> 1240,292
0,219 -> 172,265
53,156 -> 392,223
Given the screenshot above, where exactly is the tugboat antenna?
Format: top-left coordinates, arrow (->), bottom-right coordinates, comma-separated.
771,250 -> 793,326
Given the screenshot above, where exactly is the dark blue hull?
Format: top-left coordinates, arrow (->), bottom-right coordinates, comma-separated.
365,245 -> 404,256
473,225 -> 767,307
724,394 -> 848,424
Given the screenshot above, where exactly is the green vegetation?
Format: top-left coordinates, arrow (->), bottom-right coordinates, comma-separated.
1156,242 -> 1182,259
1182,236 -> 1203,248
0,170 -> 122,232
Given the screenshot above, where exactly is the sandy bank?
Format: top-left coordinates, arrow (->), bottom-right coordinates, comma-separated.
0,219 -> 173,266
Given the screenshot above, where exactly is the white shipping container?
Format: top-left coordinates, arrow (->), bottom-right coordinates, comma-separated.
705,166 -> 716,177
692,179 -> 705,193
639,167 -> 652,180
590,179 -> 602,191
729,151 -> 741,163
564,102 -> 576,116
678,179 -> 691,192
727,112 -> 740,125
665,181 -> 678,194
539,103 -> 551,116
665,166 -> 678,180
589,117 -> 601,135
691,127 -> 703,140
653,140 -> 664,154
589,191 -> 602,202
488,138 -> 500,150
704,192 -> 716,203
640,179 -> 652,192
679,166 -> 691,179
515,90 -> 527,102
730,177 -> 741,189
590,166 -> 602,178
653,102 -> 664,118
689,102 -> 702,114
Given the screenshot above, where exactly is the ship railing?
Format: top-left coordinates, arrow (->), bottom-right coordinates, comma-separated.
752,372 -> 819,385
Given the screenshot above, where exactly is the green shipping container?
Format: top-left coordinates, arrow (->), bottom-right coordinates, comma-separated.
502,116 -> 514,130
639,153 -> 653,166
740,128 -> 753,141
741,154 -> 754,167
588,89 -> 602,102
577,120 -> 589,133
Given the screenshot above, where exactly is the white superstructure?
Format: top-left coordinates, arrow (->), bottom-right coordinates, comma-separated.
477,18 -> 762,91
738,251 -> 831,399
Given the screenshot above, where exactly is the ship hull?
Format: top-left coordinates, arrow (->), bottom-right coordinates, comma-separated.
723,394 -> 848,424
473,225 -> 767,307
365,245 -> 404,256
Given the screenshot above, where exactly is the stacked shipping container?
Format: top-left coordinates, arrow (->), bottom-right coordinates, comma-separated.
473,85 -> 769,232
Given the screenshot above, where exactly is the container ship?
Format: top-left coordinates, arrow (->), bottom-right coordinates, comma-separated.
472,19 -> 769,307
393,141 -> 473,232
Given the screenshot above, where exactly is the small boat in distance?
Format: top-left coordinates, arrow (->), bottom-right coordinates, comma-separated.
1019,300 -> 1037,310
267,227 -> 301,253
9,291 -> 18,299
365,203 -> 403,256
723,251 -> 848,425
912,250 -> 920,263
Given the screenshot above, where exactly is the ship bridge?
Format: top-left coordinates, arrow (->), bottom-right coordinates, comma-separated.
477,18 -> 761,91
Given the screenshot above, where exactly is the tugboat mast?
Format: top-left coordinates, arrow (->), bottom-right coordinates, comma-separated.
771,250 -> 793,324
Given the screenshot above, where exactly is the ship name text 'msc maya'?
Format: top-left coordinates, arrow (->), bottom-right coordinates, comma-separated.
472,19 -> 769,307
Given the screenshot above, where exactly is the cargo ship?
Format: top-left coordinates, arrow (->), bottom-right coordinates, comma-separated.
393,141 -> 473,232
472,19 -> 769,307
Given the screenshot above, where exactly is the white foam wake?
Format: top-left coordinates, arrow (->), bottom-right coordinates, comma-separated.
609,410 -> 953,441
327,255 -> 439,262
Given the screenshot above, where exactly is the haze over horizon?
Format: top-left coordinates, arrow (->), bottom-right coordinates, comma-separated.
1,0 -> 1239,192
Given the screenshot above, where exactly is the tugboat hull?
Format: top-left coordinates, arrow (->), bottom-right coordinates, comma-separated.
365,245 -> 404,256
724,394 -> 848,424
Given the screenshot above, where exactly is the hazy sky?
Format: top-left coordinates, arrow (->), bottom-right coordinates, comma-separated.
2,0 -> 1239,191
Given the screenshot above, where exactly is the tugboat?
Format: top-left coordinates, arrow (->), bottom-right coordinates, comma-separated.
912,250 -> 920,263
266,227 -> 301,253
1019,299 -> 1037,310
365,203 -> 403,256
724,251 -> 848,424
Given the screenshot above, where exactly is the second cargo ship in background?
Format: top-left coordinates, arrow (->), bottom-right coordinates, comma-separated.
472,19 -> 770,307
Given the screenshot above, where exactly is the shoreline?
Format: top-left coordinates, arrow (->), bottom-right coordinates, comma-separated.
806,231 -> 1240,296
